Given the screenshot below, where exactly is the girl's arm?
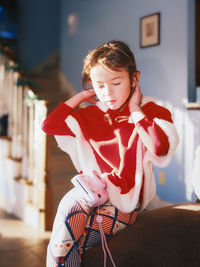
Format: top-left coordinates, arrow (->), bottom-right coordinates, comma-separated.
65,89 -> 96,108
41,89 -> 96,135
129,86 -> 173,156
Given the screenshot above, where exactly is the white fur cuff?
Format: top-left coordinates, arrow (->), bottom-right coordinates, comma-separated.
131,112 -> 145,124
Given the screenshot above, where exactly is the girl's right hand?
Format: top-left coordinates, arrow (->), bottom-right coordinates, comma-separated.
81,89 -> 97,104
64,89 -> 97,108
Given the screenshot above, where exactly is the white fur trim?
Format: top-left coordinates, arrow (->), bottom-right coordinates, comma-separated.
105,178 -> 142,212
131,111 -> 145,124
140,160 -> 156,210
54,135 -> 81,172
65,115 -> 101,177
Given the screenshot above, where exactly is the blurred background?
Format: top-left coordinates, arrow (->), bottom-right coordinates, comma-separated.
0,0 -> 199,266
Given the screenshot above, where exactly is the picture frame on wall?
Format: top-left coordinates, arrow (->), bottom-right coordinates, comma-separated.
140,12 -> 160,48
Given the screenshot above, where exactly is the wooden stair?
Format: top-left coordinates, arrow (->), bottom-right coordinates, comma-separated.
29,56 -> 77,221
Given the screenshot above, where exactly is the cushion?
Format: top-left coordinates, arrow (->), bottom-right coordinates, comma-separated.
82,203 -> 200,267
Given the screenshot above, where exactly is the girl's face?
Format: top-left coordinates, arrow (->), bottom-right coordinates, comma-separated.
90,64 -> 134,110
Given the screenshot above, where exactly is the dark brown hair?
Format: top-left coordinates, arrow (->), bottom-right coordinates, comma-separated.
82,40 -> 137,89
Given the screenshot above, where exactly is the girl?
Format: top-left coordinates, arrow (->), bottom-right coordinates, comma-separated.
42,40 -> 179,266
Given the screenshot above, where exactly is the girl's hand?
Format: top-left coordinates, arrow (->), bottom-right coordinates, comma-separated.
129,85 -> 143,113
65,89 -> 97,108
83,89 -> 97,104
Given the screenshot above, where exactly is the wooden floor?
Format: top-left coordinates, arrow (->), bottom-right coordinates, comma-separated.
0,209 -> 50,267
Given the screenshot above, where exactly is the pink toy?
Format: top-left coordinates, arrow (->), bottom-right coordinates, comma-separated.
71,171 -> 108,207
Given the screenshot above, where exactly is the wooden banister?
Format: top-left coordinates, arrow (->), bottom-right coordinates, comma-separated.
0,52 -> 53,231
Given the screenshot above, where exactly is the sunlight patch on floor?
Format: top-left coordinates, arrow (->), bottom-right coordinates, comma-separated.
0,217 -> 51,239
172,204 -> 200,211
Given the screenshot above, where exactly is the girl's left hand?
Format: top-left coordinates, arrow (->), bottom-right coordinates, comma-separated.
129,85 -> 143,113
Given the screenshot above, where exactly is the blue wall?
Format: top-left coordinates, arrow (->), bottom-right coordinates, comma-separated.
60,0 -> 190,106
60,0 -> 200,204
18,0 -> 60,70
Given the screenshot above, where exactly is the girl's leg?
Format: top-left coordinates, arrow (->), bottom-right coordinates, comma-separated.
46,188 -> 90,267
80,201 -> 138,255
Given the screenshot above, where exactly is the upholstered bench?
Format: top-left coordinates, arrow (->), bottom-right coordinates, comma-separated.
82,203 -> 200,267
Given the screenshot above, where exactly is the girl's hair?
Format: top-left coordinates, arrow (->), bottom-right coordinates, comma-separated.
82,40 -> 137,89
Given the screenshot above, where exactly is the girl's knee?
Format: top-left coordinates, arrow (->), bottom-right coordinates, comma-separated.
50,196 -> 89,246
56,189 -> 89,219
